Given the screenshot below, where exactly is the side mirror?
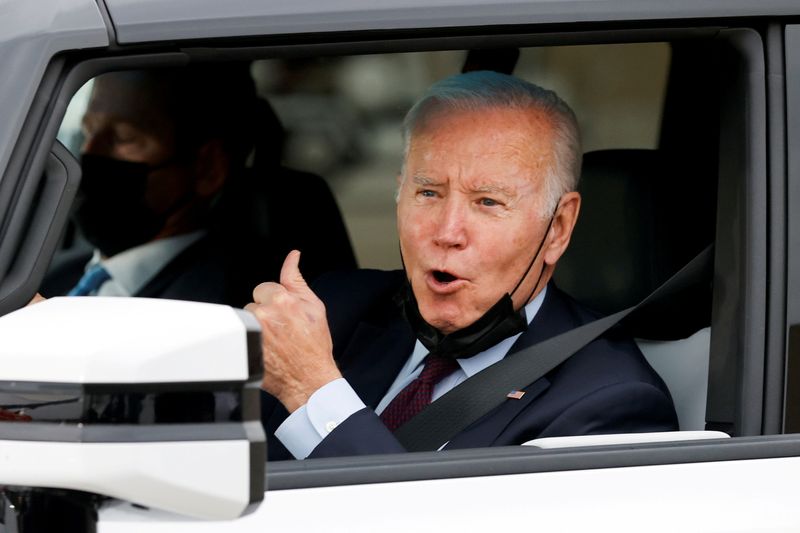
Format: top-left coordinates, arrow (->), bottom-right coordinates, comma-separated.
0,297 -> 264,525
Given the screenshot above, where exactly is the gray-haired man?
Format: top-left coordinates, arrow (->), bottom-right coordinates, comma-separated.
247,71 -> 678,461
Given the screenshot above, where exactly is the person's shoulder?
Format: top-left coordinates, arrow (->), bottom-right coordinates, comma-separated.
544,283 -> 604,326
39,248 -> 92,297
138,235 -> 230,303
312,268 -> 407,336
311,269 -> 405,307
545,283 -> 671,394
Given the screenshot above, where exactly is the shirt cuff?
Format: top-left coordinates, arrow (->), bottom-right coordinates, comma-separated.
274,378 -> 366,459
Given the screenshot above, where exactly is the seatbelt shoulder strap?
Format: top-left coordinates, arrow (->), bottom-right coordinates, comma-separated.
394,245 -> 714,452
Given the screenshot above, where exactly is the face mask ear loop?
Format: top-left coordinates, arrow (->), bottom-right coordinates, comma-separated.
522,247 -> 550,307
399,242 -> 410,282
509,212 -> 556,300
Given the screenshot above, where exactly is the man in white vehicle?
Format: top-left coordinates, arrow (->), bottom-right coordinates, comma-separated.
42,66 -> 356,306
248,71 -> 678,460
42,66 -> 261,305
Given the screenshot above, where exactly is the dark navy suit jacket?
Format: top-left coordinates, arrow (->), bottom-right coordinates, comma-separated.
40,236 -> 256,306
261,269 -> 678,461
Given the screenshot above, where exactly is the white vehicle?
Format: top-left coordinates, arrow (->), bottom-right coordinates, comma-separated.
1,0 -> 800,531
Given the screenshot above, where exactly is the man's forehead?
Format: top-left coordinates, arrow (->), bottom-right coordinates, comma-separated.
409,106 -> 553,154
404,107 -> 554,191
412,104 -> 553,136
86,72 -> 172,126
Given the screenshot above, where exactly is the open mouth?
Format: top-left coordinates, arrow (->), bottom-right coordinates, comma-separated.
425,269 -> 466,294
432,270 -> 458,284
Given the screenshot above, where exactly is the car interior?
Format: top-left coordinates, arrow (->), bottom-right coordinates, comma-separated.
550,43 -> 721,434
38,32 -> 761,459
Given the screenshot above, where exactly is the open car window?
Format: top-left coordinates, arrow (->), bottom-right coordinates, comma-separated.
53,44 -> 671,273
44,39 -> 725,453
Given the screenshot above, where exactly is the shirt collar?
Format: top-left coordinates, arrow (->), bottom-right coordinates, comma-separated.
407,285 -> 549,377
89,230 -> 205,296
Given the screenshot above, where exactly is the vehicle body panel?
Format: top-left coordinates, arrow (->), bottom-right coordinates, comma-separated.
0,440 -> 253,520
0,297 -> 251,383
784,23 -> 800,433
0,0 -> 107,180
787,25 -> 800,335
104,0 -> 800,44
99,455 -> 800,531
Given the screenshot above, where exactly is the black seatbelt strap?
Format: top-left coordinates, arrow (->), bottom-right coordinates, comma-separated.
394,245 -> 714,452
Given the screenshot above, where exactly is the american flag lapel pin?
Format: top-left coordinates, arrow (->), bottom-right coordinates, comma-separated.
506,390 -> 526,400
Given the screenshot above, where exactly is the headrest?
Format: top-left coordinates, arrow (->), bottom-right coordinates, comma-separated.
554,149 -> 713,338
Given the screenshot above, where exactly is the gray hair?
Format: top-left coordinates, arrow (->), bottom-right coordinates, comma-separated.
401,71 -> 582,217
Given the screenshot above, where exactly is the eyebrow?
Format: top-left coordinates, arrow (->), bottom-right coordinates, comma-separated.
411,174 -> 518,197
473,183 -> 516,196
411,174 -> 442,186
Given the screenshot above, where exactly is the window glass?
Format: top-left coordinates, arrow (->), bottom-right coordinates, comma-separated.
51,44 -> 671,279
57,79 -> 93,155
47,43 -> 723,463
252,44 -> 670,269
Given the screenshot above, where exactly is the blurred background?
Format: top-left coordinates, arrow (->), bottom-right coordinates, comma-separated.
59,43 -> 670,270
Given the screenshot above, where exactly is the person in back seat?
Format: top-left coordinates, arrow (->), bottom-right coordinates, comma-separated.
41,65 -> 355,306
248,71 -> 679,460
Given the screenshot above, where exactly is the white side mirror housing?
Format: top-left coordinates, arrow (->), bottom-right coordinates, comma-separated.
0,297 -> 264,521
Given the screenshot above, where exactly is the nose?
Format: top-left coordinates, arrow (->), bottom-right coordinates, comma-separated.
81,129 -> 112,157
432,197 -> 468,250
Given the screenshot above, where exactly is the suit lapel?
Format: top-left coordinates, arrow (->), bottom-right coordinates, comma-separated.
445,377 -> 550,449
446,285 -> 579,449
135,237 -> 208,298
507,283 -> 578,357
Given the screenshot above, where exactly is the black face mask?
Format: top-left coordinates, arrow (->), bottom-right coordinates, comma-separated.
399,215 -> 555,360
74,154 -> 185,258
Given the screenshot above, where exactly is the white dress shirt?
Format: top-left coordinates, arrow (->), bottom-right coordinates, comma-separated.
80,231 -> 205,297
276,286 -> 548,459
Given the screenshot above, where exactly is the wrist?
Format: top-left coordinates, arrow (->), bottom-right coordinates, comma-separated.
280,368 -> 343,413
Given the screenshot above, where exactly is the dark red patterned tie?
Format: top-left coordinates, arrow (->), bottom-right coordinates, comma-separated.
380,354 -> 460,432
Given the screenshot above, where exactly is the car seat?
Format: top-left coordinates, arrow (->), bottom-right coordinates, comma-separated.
199,96 -> 358,303
554,149 -> 715,430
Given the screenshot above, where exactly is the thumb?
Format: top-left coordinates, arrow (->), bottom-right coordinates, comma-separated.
28,293 -> 46,306
280,250 -> 313,296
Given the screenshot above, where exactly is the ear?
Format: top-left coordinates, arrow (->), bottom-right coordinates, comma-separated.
543,191 -> 581,266
192,139 -> 230,198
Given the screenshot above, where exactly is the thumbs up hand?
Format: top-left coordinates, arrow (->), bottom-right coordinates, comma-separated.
278,248 -> 315,296
245,250 -> 342,412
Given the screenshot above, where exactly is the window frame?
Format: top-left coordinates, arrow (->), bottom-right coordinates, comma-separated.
782,23 -> 800,433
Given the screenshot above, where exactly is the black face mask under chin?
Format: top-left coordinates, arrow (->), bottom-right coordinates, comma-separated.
74,154 -> 192,258
399,215 -> 555,360
399,288 -> 528,360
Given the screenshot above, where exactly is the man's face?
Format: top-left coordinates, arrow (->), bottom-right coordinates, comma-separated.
397,106 -> 558,334
80,73 -> 194,216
